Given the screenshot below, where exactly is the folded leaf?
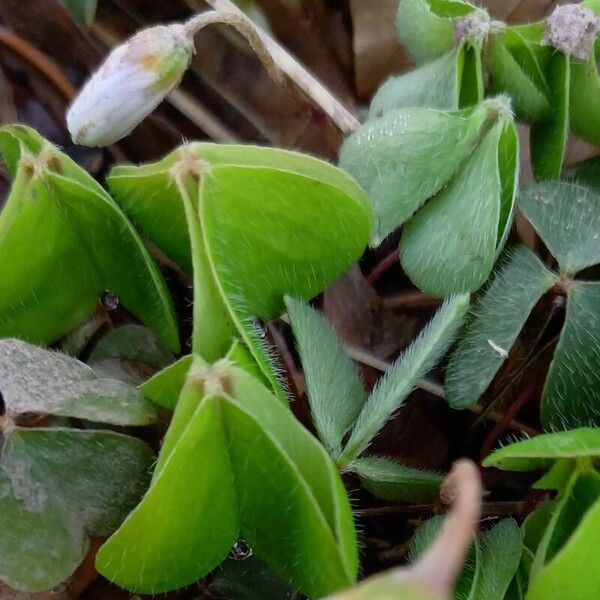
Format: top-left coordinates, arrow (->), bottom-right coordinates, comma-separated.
340,102 -> 490,245
285,296 -> 367,457
519,181 -> 600,275
445,246 -> 556,409
351,456 -> 443,502
0,125 -> 179,351
459,41 -> 484,107
108,143 -> 372,392
400,118 -> 517,296
488,33 -> 551,122
542,282 -> 600,429
97,357 -> 358,597
530,52 -> 569,181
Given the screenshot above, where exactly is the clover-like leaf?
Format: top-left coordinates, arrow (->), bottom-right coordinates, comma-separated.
530,52 -> 570,181
0,338 -> 157,425
96,356 -> 357,597
396,0 -> 475,64
519,181 -> 600,275
483,428 -> 600,471
0,339 -> 155,591
285,296 -> 367,458
339,294 -> 469,465
0,428 -> 152,592
400,117 -> 518,296
339,100 -> 492,245
108,143 -> 372,396
542,282 -> 600,430
445,245 -> 557,409
351,456 -> 443,503
0,125 -> 179,351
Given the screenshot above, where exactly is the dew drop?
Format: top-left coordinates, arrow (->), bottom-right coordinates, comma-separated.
229,539 -> 253,561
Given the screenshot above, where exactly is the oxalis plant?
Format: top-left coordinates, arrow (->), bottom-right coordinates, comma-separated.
3,0 -> 600,598
446,178 -> 600,430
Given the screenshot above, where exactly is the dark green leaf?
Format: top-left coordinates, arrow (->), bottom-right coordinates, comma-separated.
445,245 -> 556,409
542,282 -> 600,429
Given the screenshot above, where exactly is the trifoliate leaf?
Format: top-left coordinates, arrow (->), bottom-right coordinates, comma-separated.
339,102 -> 490,245
0,125 -> 179,351
445,246 -> 556,409
96,358 -> 357,598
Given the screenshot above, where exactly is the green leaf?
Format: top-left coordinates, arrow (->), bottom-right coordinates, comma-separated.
400,117 -> 517,296
410,517 -> 522,600
483,428 -> 600,471
1,428 -> 153,536
527,494 -> 600,599
0,125 -> 179,351
569,42 -> 600,145
285,296 -> 367,457
531,470 -> 600,577
0,338 -> 157,425
445,245 -> 556,409
97,358 -> 357,597
339,294 -> 469,465
487,34 -> 551,122
518,180 -> 600,274
530,52 -> 570,181
368,50 -> 460,118
470,519 -> 522,600
458,42 -> 484,108
109,143 -> 372,391
140,354 -> 193,410
0,428 -> 152,592
351,456 -> 443,502
339,102 -> 490,245
0,474 -> 86,592
542,282 -> 600,429
88,324 -> 175,383
396,0 -> 475,64
63,0 -> 98,26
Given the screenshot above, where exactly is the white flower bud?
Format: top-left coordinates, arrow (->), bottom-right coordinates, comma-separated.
67,23 -> 194,147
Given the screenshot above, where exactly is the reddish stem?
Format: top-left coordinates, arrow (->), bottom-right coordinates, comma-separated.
367,250 -> 399,286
